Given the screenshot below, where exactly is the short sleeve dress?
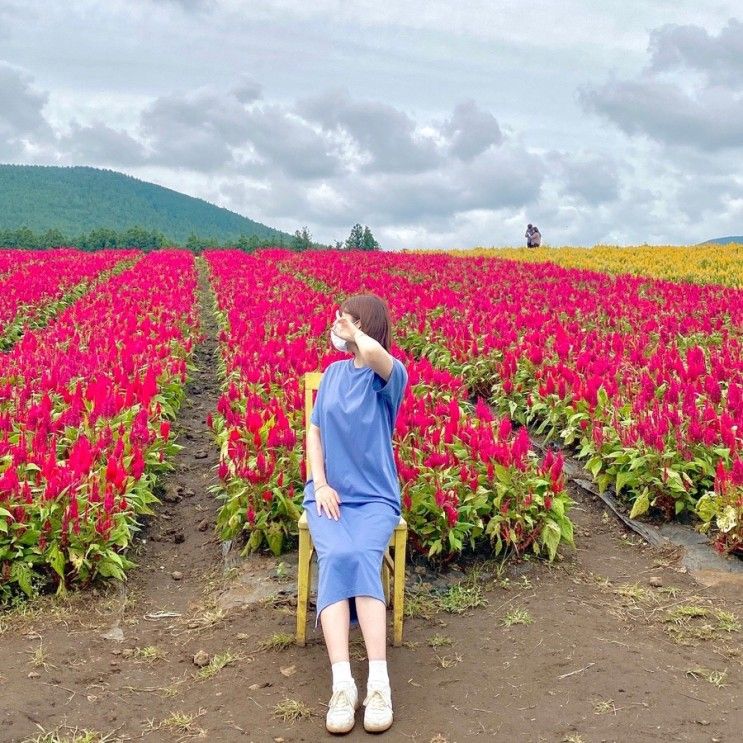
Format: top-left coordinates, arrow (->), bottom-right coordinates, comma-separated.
303,355 -> 408,625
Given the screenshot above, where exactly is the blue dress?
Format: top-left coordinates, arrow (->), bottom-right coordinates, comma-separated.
303,355 -> 408,625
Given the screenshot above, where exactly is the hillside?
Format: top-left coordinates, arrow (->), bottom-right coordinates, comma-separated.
0,164 -> 291,243
701,236 -> 743,245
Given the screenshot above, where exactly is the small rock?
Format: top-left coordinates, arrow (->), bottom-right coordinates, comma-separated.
236,633 -> 250,641
110,659 -> 119,666
194,451 -> 208,459
184,488 -> 195,498
122,648 -> 135,659
649,576 -> 663,588
162,491 -> 182,504
280,664 -> 296,677
274,738 -> 285,742
172,571 -> 183,581
27,671 -> 40,679
193,650 -> 210,668
101,624 -> 125,642
173,532 -> 185,544
198,519 -> 209,532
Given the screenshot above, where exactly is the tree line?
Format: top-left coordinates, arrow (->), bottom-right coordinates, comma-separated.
0,223 -> 382,252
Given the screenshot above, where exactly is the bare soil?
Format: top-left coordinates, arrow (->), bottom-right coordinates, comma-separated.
1,271 -> 741,743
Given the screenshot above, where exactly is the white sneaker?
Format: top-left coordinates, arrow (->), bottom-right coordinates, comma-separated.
363,683 -> 393,733
326,681 -> 359,734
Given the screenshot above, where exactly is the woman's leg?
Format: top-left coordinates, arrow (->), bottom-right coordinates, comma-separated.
356,595 -> 393,732
320,598 -> 351,663
355,596 -> 387,660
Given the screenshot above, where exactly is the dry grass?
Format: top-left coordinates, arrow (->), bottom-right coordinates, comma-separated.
686,667 -> 728,688
273,698 -> 313,723
21,727 -> 120,743
129,645 -> 167,663
427,634 -> 453,648
196,650 -> 240,681
405,581 -> 488,619
592,698 -> 617,715
614,583 -> 653,603
403,589 -> 441,620
439,582 -> 488,614
434,652 -> 463,669
502,608 -> 533,626
258,632 -> 294,651
714,610 -> 741,633
27,640 -> 55,671
143,708 -> 207,738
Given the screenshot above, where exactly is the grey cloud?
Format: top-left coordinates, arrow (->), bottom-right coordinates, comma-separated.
138,88 -> 341,178
581,18 -> 743,151
443,99 -> 502,161
675,175 -> 743,222
139,89 -> 253,170
58,121 -> 148,166
241,105 -> 343,179
231,76 -> 262,104
0,61 -> 52,141
297,89 -> 441,174
337,146 -> 543,226
146,0 -> 214,10
460,147 -> 543,210
555,153 -> 620,205
580,78 -> 743,150
649,19 -> 743,88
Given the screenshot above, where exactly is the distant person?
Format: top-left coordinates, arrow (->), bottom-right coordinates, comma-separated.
525,224 -> 542,248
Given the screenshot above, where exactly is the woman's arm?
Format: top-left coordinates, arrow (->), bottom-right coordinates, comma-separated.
351,329 -> 394,381
307,422 -> 341,519
307,423 -> 327,486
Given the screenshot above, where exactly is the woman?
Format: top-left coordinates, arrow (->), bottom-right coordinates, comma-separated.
303,294 -> 408,735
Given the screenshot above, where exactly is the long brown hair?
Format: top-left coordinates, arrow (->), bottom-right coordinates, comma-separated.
340,294 -> 393,351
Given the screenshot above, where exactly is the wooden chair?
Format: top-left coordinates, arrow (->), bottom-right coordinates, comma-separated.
296,371 -> 407,647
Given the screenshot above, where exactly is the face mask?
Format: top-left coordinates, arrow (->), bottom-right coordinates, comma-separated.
330,329 -> 348,352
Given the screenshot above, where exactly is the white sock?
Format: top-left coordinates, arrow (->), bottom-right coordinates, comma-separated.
331,661 -> 353,691
367,659 -> 389,689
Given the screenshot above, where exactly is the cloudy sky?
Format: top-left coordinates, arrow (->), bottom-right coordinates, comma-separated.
1,0 -> 742,248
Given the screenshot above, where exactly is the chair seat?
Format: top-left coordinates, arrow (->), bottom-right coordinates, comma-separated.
298,510 -> 407,545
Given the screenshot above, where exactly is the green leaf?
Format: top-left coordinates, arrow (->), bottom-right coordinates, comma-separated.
629,488 -> 650,519
717,506 -> 737,533
11,561 -> 34,597
615,470 -> 634,496
541,521 -> 561,561
695,493 -> 716,523
48,545 -> 66,579
587,457 -> 602,478
560,517 -> 574,545
266,528 -> 284,556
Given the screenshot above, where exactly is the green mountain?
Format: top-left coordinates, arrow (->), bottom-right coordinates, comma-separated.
0,164 -> 291,244
701,236 -> 743,245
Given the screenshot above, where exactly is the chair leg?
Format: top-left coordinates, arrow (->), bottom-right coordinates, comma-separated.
296,527 -> 312,646
382,555 -> 391,607
392,528 -> 407,647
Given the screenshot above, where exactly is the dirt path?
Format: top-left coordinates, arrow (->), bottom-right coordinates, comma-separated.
0,265 -> 741,742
